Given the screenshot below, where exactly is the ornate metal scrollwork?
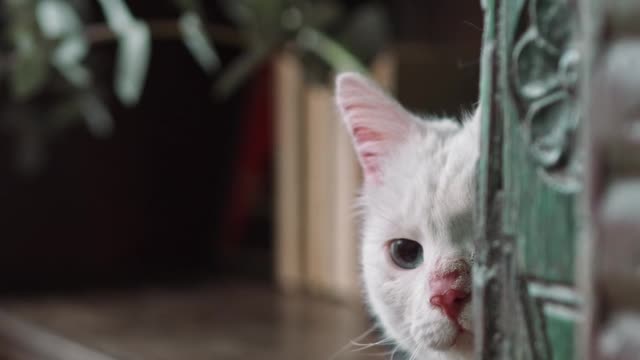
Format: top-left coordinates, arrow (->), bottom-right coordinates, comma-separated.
512,0 -> 581,190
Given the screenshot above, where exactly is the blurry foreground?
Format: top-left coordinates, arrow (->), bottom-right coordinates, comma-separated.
0,284 -> 378,360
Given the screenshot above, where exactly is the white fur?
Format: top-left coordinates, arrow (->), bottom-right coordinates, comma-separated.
335,73 -> 480,360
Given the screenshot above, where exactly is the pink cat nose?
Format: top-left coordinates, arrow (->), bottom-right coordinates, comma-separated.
429,262 -> 471,321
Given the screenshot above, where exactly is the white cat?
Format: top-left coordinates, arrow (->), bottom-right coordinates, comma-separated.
335,73 -> 480,360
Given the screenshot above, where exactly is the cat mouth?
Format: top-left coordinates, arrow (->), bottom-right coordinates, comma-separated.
426,329 -> 463,351
438,316 -> 473,350
415,316 -> 472,351
441,328 -> 473,352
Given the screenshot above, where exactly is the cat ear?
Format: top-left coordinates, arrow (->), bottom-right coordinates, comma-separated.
335,72 -> 416,184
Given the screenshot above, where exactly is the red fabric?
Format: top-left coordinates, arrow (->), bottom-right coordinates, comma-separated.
219,64 -> 274,254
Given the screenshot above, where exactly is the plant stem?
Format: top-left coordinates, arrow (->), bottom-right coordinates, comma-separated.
85,19 -> 246,47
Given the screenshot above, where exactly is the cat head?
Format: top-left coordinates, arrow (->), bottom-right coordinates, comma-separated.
335,73 -> 479,359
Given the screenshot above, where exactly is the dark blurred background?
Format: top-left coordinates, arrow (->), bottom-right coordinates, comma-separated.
0,1 -> 481,359
0,0 -> 481,293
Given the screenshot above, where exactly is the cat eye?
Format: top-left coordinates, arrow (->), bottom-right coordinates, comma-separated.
389,238 -> 423,269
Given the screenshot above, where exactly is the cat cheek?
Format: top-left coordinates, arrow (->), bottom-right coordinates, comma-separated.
458,303 -> 473,331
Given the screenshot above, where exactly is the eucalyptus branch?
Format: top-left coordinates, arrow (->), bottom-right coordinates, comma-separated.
0,19 -> 245,71
84,19 -> 246,47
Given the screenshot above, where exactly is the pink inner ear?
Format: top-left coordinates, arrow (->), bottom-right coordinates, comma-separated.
352,124 -> 388,183
353,126 -> 384,182
336,73 -> 414,185
353,126 -> 385,143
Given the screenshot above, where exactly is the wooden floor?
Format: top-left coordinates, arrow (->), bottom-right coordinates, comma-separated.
0,283 -> 390,360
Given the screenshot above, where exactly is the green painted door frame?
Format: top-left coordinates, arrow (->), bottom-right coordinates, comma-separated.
475,0 -> 583,358
475,0 -> 640,359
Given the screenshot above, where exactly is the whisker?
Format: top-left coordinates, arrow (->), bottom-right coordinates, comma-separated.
462,20 -> 482,32
328,325 -> 385,360
360,349 -> 398,357
409,344 -> 423,360
457,58 -> 480,69
390,344 -> 403,360
350,336 -> 395,350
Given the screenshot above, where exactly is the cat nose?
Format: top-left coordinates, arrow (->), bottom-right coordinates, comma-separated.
429,262 -> 471,321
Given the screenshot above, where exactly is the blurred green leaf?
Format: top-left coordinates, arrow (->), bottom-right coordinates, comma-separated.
215,0 -> 370,98
36,0 -> 90,88
296,27 -> 367,74
43,90 -> 113,138
10,31 -> 49,99
179,11 -> 220,73
212,41 -> 274,100
336,3 -> 390,64
36,0 -> 79,37
220,0 -> 286,44
280,6 -> 303,31
96,0 -> 135,31
6,0 -> 49,99
303,1 -> 342,30
114,21 -> 151,105
80,93 -> 114,137
96,0 -> 151,105
219,0 -> 258,27
53,39 -> 91,87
